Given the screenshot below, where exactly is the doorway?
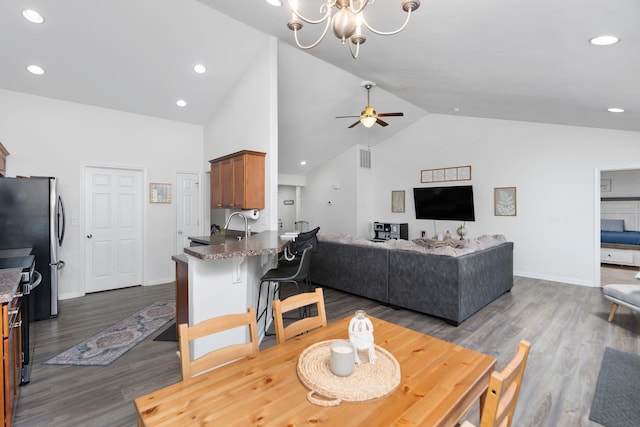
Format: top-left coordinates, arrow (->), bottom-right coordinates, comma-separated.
278,185 -> 297,232
175,172 -> 201,254
598,168 -> 640,286
84,166 -> 143,293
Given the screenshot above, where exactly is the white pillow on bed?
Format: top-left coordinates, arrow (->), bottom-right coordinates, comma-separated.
601,219 -> 625,232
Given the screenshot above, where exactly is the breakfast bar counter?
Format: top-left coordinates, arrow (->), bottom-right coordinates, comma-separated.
175,230 -> 286,355
185,230 -> 287,260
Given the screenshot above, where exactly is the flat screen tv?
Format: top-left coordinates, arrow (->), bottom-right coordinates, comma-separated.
413,185 -> 475,221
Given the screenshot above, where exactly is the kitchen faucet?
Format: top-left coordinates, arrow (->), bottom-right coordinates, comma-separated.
224,211 -> 249,240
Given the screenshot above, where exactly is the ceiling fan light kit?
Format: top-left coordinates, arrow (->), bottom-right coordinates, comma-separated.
286,0 -> 420,59
336,82 -> 404,128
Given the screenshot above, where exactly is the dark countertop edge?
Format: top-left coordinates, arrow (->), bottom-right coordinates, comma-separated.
0,247 -> 33,258
0,268 -> 22,304
182,231 -> 288,261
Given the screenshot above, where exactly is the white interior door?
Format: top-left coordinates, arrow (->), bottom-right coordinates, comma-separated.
84,166 -> 143,293
176,172 -> 201,253
278,185 -> 297,232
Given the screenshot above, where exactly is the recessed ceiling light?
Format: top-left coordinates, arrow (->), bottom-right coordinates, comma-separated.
607,107 -> 624,113
193,64 -> 206,74
176,99 -> 187,107
22,9 -> 44,24
265,0 -> 282,6
26,65 -> 45,75
300,161 -> 307,166
589,35 -> 620,46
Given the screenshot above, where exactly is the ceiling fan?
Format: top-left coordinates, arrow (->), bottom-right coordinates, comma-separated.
336,82 -> 404,129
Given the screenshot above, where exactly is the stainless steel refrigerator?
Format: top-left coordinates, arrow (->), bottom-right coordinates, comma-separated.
0,176 -> 65,320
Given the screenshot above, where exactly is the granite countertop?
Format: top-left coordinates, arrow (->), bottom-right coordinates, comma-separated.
184,230 -> 288,260
0,269 -> 22,304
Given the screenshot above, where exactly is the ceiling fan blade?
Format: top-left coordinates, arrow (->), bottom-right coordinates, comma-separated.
377,112 -> 404,117
376,118 -> 389,127
336,115 -> 361,119
348,120 -> 361,128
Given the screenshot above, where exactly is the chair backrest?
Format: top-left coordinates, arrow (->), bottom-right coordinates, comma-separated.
479,340 -> 531,427
178,307 -> 259,380
289,226 -> 320,255
291,245 -> 314,280
273,288 -> 327,344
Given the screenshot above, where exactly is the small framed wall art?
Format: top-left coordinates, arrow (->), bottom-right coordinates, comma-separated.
149,183 -> 172,203
494,187 -> 517,216
421,165 -> 472,183
391,190 -> 405,213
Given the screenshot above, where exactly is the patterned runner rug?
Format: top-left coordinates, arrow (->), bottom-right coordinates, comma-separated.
44,301 -> 175,366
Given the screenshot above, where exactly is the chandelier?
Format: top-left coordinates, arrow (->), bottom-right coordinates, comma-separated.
286,0 -> 421,59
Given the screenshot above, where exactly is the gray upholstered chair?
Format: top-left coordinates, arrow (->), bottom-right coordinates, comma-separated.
602,284 -> 640,322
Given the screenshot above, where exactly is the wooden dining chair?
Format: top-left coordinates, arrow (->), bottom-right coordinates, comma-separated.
460,340 -> 531,427
178,307 -> 259,379
273,287 -> 327,344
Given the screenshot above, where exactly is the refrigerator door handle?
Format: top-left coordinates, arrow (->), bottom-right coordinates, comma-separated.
52,260 -> 65,270
57,195 -> 66,246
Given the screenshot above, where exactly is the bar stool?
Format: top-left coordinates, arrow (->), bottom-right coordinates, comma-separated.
256,245 -> 314,335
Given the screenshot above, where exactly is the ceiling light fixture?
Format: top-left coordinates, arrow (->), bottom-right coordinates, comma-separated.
193,64 -> 206,74
22,9 -> 44,24
26,65 -> 45,75
286,0 -> 420,59
265,0 -> 283,6
300,160 -> 307,165
176,99 -> 187,107
589,35 -> 620,46
607,107 -> 624,113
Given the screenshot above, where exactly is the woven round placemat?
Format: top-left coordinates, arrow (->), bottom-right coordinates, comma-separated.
297,340 -> 401,406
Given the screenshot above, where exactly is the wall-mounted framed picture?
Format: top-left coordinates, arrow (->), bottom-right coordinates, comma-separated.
494,187 -> 517,216
392,190 -> 405,213
421,165 -> 472,183
456,166 -> 472,180
149,183 -> 172,203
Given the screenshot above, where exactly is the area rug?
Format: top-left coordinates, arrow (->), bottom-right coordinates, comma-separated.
44,301 -> 175,366
589,347 -> 640,426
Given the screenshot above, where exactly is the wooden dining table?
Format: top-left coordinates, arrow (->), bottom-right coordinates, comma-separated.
134,316 -> 496,426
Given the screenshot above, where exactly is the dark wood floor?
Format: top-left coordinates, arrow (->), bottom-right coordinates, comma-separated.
13,276 -> 640,427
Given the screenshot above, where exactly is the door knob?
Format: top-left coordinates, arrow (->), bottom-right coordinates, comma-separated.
87,234 -> 93,239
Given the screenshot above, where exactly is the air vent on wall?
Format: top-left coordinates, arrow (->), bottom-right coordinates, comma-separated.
360,148 -> 371,169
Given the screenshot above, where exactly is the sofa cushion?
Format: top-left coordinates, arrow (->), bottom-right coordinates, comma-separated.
603,284 -> 640,307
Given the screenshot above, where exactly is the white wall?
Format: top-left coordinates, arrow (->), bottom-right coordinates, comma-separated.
300,145 -> 359,236
203,37 -> 278,235
303,113 -> 640,287
0,89 -> 203,299
202,36 -> 279,313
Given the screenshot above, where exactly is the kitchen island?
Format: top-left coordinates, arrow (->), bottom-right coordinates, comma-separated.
175,231 -> 287,356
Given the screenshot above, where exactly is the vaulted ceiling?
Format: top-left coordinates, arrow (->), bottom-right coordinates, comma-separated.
1,1 -> 638,175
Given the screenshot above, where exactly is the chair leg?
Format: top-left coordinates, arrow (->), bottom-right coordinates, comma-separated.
608,303 -> 619,322
263,282 -> 279,336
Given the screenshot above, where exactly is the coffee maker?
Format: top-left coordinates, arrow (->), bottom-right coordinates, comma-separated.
373,222 -> 408,241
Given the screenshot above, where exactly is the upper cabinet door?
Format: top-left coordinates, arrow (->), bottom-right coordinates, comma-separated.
209,150 -> 266,210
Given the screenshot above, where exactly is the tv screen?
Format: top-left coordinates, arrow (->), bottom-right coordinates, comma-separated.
413,186 -> 475,221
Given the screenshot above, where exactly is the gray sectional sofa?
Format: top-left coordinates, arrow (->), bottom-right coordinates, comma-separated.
310,237 -> 514,325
